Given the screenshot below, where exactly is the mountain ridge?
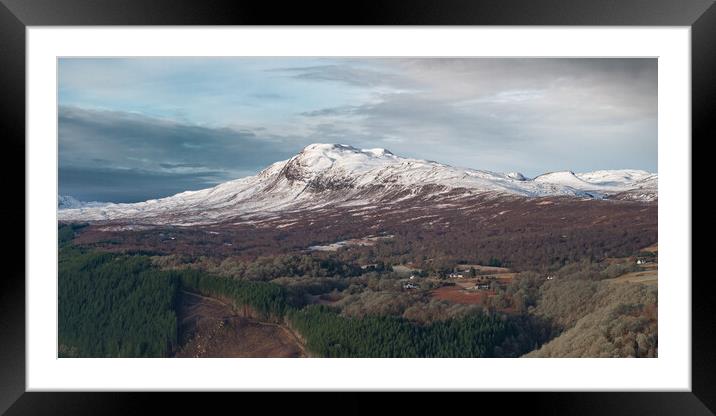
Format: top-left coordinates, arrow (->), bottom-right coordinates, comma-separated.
58,143 -> 657,225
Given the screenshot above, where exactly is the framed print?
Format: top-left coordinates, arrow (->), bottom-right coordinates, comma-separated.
2,0 -> 713,414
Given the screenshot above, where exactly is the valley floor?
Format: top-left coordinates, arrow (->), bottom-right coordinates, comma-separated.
57,210 -> 658,358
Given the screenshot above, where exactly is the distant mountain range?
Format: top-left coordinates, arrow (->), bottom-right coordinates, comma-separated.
58,143 -> 657,225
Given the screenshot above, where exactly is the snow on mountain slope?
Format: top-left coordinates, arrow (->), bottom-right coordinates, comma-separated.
58,143 -> 657,225
534,169 -> 657,199
577,169 -> 657,190
58,195 -> 111,210
507,172 -> 527,181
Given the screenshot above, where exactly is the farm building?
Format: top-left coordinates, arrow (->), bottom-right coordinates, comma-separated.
472,284 -> 490,290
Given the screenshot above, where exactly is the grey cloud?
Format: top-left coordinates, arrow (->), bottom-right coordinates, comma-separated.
158,162 -> 206,169
398,58 -> 657,118
300,98 -> 653,174
305,93 -> 529,146
59,166 -> 228,203
293,59 -> 657,175
300,106 -> 360,117
59,106 -> 301,202
272,64 -> 412,88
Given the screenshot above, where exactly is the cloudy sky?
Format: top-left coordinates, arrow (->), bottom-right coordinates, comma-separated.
59,57 -> 657,203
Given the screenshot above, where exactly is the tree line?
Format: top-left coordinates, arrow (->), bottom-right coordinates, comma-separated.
286,305 -> 547,358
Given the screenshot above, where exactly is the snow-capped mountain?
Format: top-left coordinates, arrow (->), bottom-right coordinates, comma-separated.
58,143 -> 657,225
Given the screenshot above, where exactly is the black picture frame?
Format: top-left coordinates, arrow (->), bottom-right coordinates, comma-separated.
1,0 -> 711,414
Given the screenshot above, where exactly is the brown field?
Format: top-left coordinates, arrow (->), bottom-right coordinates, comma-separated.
430,285 -> 494,305
428,267 -> 515,306
175,291 -> 306,358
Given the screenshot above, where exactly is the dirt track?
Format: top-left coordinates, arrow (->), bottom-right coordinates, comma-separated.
174,291 -> 307,358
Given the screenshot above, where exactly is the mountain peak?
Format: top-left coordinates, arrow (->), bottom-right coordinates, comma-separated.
300,143 -> 394,158
302,143 -> 356,153
362,148 -> 394,157
282,143 -> 399,183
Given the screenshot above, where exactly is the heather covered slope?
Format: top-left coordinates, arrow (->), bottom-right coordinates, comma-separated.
70,194 -> 656,271
524,274 -> 657,358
